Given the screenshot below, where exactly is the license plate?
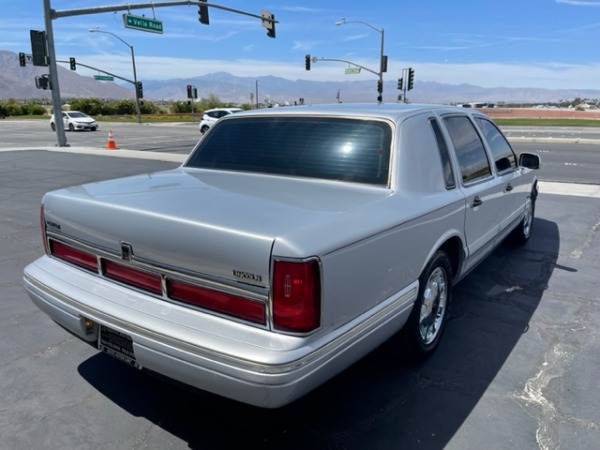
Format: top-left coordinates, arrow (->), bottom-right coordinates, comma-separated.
98,324 -> 140,369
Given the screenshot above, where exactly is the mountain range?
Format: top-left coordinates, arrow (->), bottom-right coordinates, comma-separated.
2,50 -> 600,105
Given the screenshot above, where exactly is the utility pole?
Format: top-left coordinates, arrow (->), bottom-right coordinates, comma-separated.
43,0 -> 67,146
41,0 -> 278,146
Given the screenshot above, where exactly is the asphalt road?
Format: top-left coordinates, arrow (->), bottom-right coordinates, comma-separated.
1,147 -> 599,449
0,119 -> 200,154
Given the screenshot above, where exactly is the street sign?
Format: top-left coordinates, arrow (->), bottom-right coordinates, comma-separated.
94,75 -> 114,81
345,67 -> 361,74
123,14 -> 164,34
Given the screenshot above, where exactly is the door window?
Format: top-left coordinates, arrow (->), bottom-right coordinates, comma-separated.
444,116 -> 492,184
475,118 -> 517,173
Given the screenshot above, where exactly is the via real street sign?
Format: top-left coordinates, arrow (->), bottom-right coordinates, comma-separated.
345,67 -> 361,74
122,14 -> 164,34
94,75 -> 114,81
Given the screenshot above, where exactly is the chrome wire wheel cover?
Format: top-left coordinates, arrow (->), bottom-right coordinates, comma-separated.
419,267 -> 448,345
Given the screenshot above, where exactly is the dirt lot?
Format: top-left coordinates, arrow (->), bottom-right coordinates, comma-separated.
481,107 -> 600,120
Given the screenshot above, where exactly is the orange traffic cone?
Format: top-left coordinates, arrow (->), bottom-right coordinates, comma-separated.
106,130 -> 117,150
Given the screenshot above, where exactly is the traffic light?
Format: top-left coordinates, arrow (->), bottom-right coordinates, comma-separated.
69,57 -> 76,71
261,10 -> 276,38
397,77 -> 403,90
186,84 -> 193,99
198,0 -> 209,25
30,30 -> 48,67
136,81 -> 143,99
377,79 -> 383,93
408,68 -> 415,91
305,54 -> 311,71
18,52 -> 26,67
193,87 -> 198,99
35,74 -> 51,90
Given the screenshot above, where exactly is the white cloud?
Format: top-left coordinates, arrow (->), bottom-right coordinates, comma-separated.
75,54 -> 600,91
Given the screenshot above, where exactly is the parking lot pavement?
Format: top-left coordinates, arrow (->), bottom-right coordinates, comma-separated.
1,149 -> 599,449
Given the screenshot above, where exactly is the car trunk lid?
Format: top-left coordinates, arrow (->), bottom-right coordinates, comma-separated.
42,168 -> 389,287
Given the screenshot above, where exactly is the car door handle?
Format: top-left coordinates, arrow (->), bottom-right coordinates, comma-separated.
504,183 -> 513,192
472,196 -> 483,207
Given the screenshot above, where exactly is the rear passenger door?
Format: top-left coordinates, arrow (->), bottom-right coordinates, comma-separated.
442,114 -> 505,269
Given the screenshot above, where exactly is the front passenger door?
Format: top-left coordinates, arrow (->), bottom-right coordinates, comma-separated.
475,117 -> 523,235
443,115 -> 505,270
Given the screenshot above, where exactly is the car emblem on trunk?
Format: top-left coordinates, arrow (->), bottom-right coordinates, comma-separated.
120,242 -> 133,261
232,270 -> 263,283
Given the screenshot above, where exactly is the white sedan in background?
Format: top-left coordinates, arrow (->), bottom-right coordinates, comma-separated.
50,111 -> 98,132
198,107 -> 242,134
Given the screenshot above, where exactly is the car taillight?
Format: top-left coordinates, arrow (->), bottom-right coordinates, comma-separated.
50,240 -> 98,273
272,259 -> 321,333
102,260 -> 163,295
167,279 -> 266,325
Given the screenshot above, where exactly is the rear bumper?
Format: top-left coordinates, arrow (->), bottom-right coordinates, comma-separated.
23,256 -> 416,408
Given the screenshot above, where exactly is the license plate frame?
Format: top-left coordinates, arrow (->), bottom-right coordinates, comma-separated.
98,324 -> 140,369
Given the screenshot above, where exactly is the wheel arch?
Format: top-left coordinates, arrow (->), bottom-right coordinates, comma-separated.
434,235 -> 464,282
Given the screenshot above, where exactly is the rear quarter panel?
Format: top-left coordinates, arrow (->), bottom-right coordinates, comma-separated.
306,112 -> 467,332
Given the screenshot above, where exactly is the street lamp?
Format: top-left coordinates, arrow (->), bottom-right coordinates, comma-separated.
89,28 -> 141,124
335,17 -> 385,103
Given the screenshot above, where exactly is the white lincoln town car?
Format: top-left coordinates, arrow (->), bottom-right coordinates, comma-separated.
24,103 -> 540,408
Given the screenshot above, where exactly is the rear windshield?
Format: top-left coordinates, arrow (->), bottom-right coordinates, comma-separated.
185,116 -> 392,186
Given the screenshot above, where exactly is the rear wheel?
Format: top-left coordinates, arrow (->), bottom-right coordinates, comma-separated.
50,123 -> 56,131
402,250 -> 452,360
68,123 -> 75,132
511,187 -> 537,245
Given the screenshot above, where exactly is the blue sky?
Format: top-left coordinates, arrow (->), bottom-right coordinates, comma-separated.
3,0 -> 600,90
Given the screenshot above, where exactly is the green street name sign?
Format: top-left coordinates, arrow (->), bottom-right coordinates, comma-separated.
122,14 -> 163,34
94,75 -> 114,81
345,67 -> 361,74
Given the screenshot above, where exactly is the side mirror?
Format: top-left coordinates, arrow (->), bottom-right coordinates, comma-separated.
518,152 -> 540,170
495,157 -> 512,172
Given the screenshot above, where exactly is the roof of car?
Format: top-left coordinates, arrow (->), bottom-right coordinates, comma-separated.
231,103 -> 487,122
205,108 -> 242,113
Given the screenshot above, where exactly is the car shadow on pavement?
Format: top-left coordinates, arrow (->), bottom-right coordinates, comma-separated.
77,217 -> 559,450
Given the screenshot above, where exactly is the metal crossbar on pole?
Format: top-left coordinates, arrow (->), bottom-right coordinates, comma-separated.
43,0 -> 277,147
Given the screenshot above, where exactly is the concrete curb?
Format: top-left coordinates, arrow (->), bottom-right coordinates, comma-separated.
0,146 -> 187,163
507,136 -> 600,145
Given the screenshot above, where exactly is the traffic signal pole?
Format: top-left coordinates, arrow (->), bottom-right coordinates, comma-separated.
43,0 -> 67,147
308,56 -> 380,77
58,60 -> 136,84
42,0 -> 278,147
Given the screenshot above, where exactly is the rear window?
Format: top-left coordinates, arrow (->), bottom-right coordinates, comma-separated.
185,117 -> 392,186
